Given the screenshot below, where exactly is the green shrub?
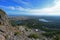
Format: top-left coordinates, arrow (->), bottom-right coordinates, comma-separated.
54,35 -> 60,40
28,33 -> 39,39
25,28 -> 28,31
42,32 -> 55,38
14,32 -> 20,36
4,35 -> 8,39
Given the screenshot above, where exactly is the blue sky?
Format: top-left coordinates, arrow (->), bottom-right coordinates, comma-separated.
0,0 -> 60,16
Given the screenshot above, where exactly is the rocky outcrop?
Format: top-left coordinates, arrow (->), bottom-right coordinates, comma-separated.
0,9 -> 9,26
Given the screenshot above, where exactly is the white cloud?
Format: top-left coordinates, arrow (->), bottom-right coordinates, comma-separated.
8,6 -> 24,10
8,6 -> 15,10
0,5 -> 27,11
15,6 -> 28,11
13,0 -> 29,6
0,0 -> 60,16
27,0 -> 60,16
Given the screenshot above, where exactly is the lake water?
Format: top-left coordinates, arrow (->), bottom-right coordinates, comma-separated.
39,19 -> 51,22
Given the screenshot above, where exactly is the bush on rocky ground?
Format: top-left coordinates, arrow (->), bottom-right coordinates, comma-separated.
28,33 -> 39,39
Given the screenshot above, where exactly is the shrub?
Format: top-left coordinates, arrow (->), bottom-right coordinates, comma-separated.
4,35 -> 8,39
14,32 -> 20,36
25,28 -> 28,31
42,32 -> 54,38
28,33 -> 39,39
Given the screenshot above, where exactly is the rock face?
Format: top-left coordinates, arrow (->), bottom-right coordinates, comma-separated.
0,35 -> 5,40
0,9 -> 9,25
0,9 -> 10,40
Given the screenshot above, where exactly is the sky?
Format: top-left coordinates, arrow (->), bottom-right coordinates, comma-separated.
0,0 -> 60,16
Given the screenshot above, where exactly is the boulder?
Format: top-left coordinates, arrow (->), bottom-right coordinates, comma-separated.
0,35 -> 5,40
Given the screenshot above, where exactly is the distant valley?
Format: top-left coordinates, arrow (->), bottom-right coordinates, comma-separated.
8,16 -> 60,30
